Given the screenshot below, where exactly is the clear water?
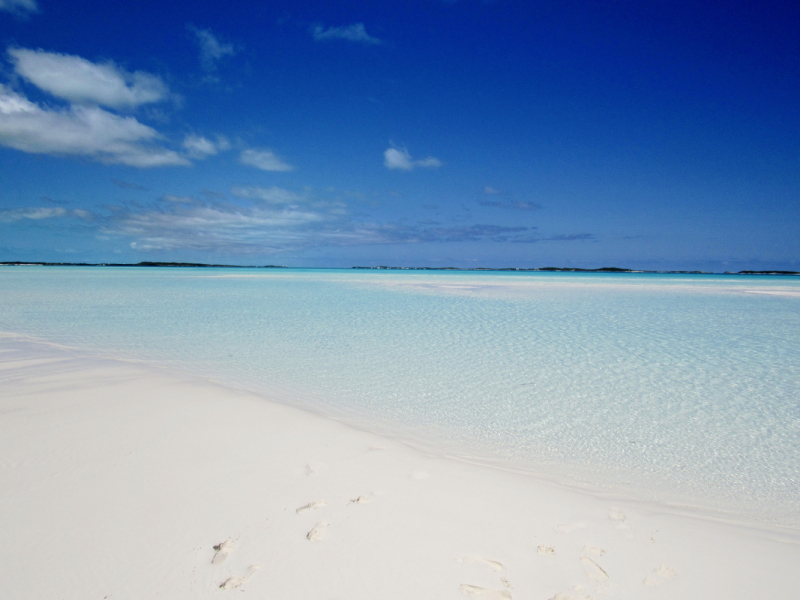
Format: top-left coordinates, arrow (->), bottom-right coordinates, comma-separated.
1,267 -> 799,527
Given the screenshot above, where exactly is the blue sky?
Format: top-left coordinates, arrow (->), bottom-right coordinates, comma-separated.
0,0 -> 798,269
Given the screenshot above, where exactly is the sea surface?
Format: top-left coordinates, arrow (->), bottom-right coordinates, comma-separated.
1,267 -> 799,527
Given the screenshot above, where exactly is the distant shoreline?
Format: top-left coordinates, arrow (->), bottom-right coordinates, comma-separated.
0,261 -> 289,269
0,261 -> 798,275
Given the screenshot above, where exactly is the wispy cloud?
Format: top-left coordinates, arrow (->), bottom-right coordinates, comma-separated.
231,185 -> 305,204
188,26 -> 236,75
182,134 -> 230,159
478,185 -> 541,210
545,233 -> 594,241
480,199 -> 542,211
240,148 -> 294,172
0,84 -> 188,167
102,199 -> 539,253
507,232 -> 595,243
1,192 -> 550,254
111,202 -> 328,253
0,0 -> 37,17
0,206 -> 89,222
384,146 -> 442,171
8,48 -> 169,109
312,23 -> 382,45
113,179 -> 147,191
161,195 -> 195,204
412,224 -> 529,243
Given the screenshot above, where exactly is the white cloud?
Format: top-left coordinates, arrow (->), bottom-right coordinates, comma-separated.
1,195 -> 540,254
231,185 -> 305,204
0,0 -> 37,16
161,195 -> 195,204
114,204 -> 326,253
384,147 -> 442,171
91,189 -> 380,254
0,207 -> 65,221
8,48 -> 168,109
484,186 -> 501,194
240,148 -> 294,172
182,134 -> 229,159
414,156 -> 443,168
0,84 -> 188,167
384,148 -> 413,170
104,201 -> 403,254
0,206 -> 88,222
188,26 -> 236,73
312,23 -> 382,45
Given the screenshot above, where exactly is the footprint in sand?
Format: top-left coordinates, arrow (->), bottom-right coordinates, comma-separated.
460,584 -> 512,599
643,565 -> 677,586
212,539 -> 234,565
608,508 -> 625,522
296,500 -> 327,514
554,522 -> 586,534
550,590 -> 594,600
457,556 -> 505,572
580,557 -> 609,583
537,545 -> 556,555
350,495 -> 373,504
306,521 -> 328,541
608,508 -> 631,529
219,565 -> 260,590
583,545 -> 605,557
305,463 -> 326,475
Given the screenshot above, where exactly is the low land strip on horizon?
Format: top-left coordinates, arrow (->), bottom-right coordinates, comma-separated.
0,261 -> 798,275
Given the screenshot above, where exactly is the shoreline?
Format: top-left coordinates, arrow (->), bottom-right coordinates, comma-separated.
1,333 -> 799,598
3,330 -> 798,535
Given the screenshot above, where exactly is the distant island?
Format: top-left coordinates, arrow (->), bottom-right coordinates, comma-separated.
0,261 -> 288,268
351,266 -> 800,275
1,262 -> 797,275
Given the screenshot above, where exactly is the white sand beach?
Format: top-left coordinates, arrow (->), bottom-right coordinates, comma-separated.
1,333 -> 798,599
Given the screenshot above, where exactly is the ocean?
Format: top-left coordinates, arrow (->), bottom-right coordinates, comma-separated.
1,266 -> 798,527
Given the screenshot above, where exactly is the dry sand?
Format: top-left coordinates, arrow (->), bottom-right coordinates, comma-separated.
1,333 -> 798,599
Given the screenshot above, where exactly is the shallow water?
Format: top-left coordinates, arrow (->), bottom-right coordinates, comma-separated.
1,267 -> 799,526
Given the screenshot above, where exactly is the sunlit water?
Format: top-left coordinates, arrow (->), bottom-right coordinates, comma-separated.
1,267 -> 799,527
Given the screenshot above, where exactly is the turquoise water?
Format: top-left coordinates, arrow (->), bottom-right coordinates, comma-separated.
1,267 -> 799,526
